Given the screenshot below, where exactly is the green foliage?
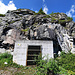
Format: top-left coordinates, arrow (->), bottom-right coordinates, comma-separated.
21,28 -> 29,32
50,12 -> 60,16
0,53 -> 13,68
51,17 -> 56,21
58,20 -> 66,24
0,53 -> 12,60
56,52 -> 75,72
38,8 -> 45,14
0,53 -> 24,68
17,8 -> 23,11
34,8 -> 45,15
58,17 -> 73,24
35,55 -> 59,75
0,53 -> 36,74
0,14 -> 5,17
10,21 -> 15,24
35,53 -> 75,75
58,66 -> 69,74
51,17 -> 57,23
50,12 -> 54,16
43,15 -> 51,18
60,51 -> 66,56
67,17 -> 73,21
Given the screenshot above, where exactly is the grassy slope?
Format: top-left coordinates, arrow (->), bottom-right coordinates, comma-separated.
0,52 -> 75,75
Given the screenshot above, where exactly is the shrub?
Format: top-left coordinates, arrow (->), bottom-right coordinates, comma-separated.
38,8 -> 45,14
56,52 -> 75,72
67,17 -> 73,21
35,55 -> 59,75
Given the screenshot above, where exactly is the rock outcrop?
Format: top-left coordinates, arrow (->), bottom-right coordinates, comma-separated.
0,9 -> 75,53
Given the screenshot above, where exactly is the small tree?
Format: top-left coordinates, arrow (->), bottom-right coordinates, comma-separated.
38,8 -> 45,15
34,8 -> 45,15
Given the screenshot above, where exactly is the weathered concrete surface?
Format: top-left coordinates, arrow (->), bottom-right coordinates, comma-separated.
0,48 -> 5,53
13,40 -> 54,66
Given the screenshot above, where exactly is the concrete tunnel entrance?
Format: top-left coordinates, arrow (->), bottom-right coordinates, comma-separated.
27,45 -> 41,65
13,40 -> 54,66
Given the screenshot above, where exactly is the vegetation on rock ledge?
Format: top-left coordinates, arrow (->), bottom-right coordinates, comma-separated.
0,14 -> 5,17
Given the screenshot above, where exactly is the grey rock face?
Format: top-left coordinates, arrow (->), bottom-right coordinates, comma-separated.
28,24 -> 56,40
2,29 -> 20,44
0,9 -> 75,53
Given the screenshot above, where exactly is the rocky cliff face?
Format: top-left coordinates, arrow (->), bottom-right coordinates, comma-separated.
0,9 -> 75,53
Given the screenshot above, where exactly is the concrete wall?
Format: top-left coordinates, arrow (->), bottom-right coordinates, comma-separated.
13,40 -> 54,66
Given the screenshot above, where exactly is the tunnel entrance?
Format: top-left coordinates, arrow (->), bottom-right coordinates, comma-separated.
27,45 -> 41,65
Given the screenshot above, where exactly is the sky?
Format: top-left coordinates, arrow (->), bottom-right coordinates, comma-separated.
0,0 -> 75,21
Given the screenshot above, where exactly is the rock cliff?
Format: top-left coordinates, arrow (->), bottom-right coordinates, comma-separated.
0,9 -> 75,53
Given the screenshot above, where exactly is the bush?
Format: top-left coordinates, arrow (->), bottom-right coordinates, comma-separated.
35,55 -> 59,75
67,17 -> 73,21
56,52 -> 75,72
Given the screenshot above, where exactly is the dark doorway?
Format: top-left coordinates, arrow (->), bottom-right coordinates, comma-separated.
27,45 -> 41,65
73,38 -> 75,47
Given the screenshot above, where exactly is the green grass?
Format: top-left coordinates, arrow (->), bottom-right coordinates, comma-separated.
21,28 -> 29,32
0,52 -> 75,75
43,15 -> 51,18
51,17 -> 57,23
58,20 -> 66,23
0,53 -> 36,75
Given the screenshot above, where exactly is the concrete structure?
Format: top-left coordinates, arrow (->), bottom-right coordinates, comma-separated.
13,40 -> 54,66
0,48 -> 6,53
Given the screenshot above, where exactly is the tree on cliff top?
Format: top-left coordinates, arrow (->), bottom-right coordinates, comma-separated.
35,8 -> 45,15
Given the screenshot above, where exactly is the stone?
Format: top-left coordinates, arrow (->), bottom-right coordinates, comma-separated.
0,9 -> 75,53
4,62 -> 8,64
